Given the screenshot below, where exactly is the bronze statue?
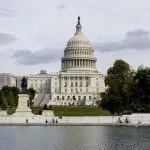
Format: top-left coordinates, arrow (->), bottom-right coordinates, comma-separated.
77,16 -> 80,25
21,76 -> 27,93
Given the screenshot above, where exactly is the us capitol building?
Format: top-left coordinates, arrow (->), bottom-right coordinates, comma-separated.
21,17 -> 106,106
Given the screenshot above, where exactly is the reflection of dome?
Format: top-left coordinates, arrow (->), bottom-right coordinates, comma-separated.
61,16 -> 97,72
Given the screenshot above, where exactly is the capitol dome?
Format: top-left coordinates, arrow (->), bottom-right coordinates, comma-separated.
67,24 -> 91,48
61,16 -> 97,72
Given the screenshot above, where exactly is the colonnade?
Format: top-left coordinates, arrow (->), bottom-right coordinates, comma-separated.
62,59 -> 96,69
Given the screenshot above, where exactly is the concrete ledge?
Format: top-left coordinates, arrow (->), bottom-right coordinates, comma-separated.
0,123 -> 149,126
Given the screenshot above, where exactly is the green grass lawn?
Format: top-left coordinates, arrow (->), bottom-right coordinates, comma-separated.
31,107 -> 43,115
53,107 -> 112,116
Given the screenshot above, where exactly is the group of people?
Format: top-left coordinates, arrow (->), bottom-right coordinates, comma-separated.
45,118 -> 59,124
117,117 -> 130,124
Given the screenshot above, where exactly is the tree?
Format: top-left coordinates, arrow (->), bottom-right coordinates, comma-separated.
6,91 -> 15,108
10,86 -> 20,106
27,88 -> 36,100
1,86 -> 11,97
27,88 -> 36,106
133,66 -> 150,112
0,91 -> 8,109
101,59 -> 132,115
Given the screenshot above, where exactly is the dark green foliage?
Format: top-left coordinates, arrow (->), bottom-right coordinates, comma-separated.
0,86 -> 20,109
43,104 -> 47,110
39,109 -> 42,115
0,91 -> 8,109
7,91 -> 15,108
27,88 -> 36,106
132,66 -> 150,112
101,60 -> 150,114
101,59 -> 132,115
10,86 -> 20,106
1,86 -> 11,97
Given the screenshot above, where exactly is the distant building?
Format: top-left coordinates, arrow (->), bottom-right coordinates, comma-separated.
0,73 -> 17,89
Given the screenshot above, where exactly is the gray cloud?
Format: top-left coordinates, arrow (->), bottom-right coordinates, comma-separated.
0,8 -> 17,18
0,33 -> 17,46
12,48 -> 62,65
94,29 -> 150,52
57,4 -> 67,9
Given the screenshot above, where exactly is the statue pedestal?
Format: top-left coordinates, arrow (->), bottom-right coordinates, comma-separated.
13,94 -> 34,116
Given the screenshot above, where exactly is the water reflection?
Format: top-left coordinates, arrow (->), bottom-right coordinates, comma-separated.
0,126 -> 150,150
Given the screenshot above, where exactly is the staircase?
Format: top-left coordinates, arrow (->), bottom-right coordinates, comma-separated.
33,93 -> 45,107
33,93 -> 50,108
39,94 -> 50,107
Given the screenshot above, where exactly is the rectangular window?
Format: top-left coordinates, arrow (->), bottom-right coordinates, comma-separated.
86,82 -> 88,87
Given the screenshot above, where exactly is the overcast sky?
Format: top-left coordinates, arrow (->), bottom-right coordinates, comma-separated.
0,0 -> 150,75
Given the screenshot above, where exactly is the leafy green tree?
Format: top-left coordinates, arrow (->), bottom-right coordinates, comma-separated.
6,91 -> 15,108
1,86 -> 11,97
27,88 -> 36,106
101,59 -> 132,115
10,86 -> 20,106
133,66 -> 150,112
0,91 -> 8,109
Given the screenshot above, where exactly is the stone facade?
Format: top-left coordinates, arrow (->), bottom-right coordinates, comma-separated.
28,17 -> 105,106
0,73 -> 17,89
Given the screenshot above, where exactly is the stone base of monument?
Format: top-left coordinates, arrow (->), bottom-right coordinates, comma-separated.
13,94 -> 34,116
42,110 -> 54,116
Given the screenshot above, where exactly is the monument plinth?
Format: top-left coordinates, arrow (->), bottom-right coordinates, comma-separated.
13,94 -> 34,116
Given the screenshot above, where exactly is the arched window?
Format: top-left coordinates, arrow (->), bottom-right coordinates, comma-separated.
89,96 -> 91,100
57,96 -> 59,100
71,82 -> 73,87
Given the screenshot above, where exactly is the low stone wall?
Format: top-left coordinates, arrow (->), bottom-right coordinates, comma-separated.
0,113 -> 150,125
0,116 -> 54,124
56,116 -> 119,124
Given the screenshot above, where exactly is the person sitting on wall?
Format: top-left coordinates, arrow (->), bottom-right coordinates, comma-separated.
45,119 -> 48,124
118,117 -> 122,123
125,117 -> 130,123
26,119 -> 28,124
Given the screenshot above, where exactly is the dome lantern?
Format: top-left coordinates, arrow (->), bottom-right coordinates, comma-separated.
75,16 -> 82,35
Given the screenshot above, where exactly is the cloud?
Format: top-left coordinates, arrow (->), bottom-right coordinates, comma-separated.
12,48 -> 62,65
0,8 -> 17,18
0,33 -> 17,46
94,29 -> 150,52
57,4 -> 67,9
